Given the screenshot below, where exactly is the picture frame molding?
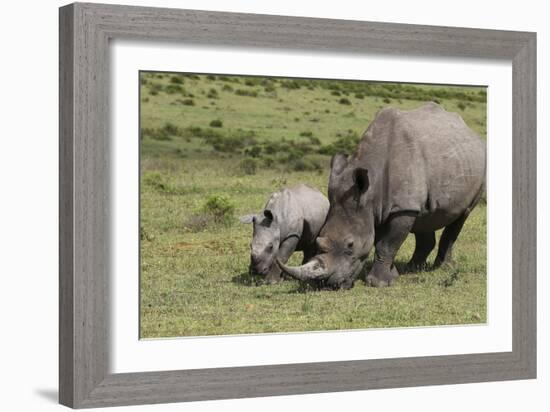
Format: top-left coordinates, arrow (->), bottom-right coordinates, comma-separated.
59,2 -> 536,408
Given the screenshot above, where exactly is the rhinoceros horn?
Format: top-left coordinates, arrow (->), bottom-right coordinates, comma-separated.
276,258 -> 329,281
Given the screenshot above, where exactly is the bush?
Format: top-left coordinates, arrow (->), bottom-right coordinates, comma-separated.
222,84 -> 234,92
331,90 -> 341,96
163,122 -> 180,136
262,156 -> 275,168
354,92 -> 364,99
383,97 -> 392,104
142,171 -> 182,194
202,195 -> 235,224
202,129 -> 257,153
239,158 -> 258,175
457,101 -> 467,111
244,145 -> 262,158
318,131 -> 360,155
170,76 -> 184,84
181,98 -> 195,106
209,119 -> 223,128
184,194 -> 237,232
148,83 -> 163,95
207,88 -> 219,99
339,98 -> 351,105
244,78 -> 261,87
280,80 -> 302,90
235,89 -> 258,97
206,74 -> 217,81
299,131 -> 313,137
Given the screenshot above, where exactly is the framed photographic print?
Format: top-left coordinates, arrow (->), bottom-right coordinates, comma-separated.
59,2 -> 536,408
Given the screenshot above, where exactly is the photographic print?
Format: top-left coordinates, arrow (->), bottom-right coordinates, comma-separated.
139,72 -> 487,338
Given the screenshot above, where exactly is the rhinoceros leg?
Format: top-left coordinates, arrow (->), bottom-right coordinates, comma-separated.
265,236 -> 300,284
406,232 -> 436,271
434,213 -> 468,267
366,213 -> 416,287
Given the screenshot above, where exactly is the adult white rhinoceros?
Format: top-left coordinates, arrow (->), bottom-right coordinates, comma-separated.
278,103 -> 486,289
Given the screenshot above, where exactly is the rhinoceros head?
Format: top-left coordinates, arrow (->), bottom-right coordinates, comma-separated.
240,210 -> 280,276
278,154 -> 375,289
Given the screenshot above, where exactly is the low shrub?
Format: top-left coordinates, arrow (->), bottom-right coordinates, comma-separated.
195,128 -> 256,153
181,98 -> 195,106
142,171 -> 183,194
207,88 -> 219,99
235,89 -> 258,97
280,80 -> 302,90
318,131 -> 360,155
339,97 -> 351,105
170,76 -> 184,84
222,84 -> 234,92
262,156 -> 275,168
383,97 -> 392,104
244,145 -> 262,158
457,101 -> 467,111
244,78 -> 261,87
239,158 -> 258,175
201,195 -> 235,225
304,135 -> 321,145
148,83 -> 163,95
162,122 -> 180,136
209,119 -> 223,128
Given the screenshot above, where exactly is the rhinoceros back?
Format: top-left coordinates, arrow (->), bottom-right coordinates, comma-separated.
264,184 -> 329,248
357,103 -> 486,230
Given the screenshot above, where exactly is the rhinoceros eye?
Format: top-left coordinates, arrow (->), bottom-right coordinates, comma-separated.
267,243 -> 273,252
344,240 -> 354,255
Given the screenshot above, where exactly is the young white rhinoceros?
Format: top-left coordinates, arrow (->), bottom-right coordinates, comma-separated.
240,184 -> 329,284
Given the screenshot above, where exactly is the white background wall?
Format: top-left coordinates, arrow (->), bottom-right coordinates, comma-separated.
0,0 -> 546,411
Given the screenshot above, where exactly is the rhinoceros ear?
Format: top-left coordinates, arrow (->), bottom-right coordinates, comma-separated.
330,153 -> 348,176
353,167 -> 369,194
263,209 -> 275,222
239,214 -> 256,224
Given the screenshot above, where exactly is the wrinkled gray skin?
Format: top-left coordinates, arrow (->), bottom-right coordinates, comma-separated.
240,184 -> 330,284
278,103 -> 486,289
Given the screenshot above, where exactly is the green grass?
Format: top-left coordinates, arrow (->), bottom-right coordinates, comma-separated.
139,72 -> 487,338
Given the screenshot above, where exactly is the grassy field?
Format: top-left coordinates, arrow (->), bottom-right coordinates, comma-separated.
139,72 -> 487,338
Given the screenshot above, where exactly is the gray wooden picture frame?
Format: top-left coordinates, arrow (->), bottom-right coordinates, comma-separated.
59,2 -> 536,409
